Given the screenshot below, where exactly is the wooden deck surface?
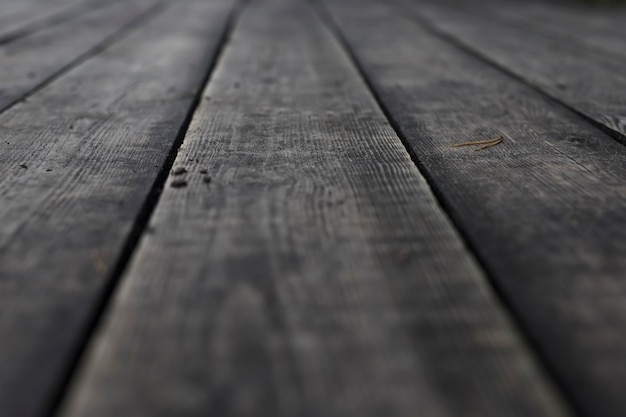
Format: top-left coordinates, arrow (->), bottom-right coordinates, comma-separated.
1,0 -> 626,416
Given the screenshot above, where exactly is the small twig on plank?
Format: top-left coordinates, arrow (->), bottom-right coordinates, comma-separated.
452,135 -> 503,151
474,136 -> 503,151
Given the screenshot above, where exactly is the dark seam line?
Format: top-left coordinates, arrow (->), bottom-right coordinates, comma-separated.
393,0 -> 626,147
459,1 -> 626,73
0,0 -> 124,46
309,1 -> 583,417
393,1 -> 613,414
45,1 -> 247,416
0,0 -> 166,117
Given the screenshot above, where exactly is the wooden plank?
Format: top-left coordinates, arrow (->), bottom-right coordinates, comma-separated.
0,0 -> 51,21
475,0 -> 626,60
317,0 -> 626,416
0,0 -> 89,34
0,1 -> 237,416
0,0 -> 104,44
0,0 -> 161,114
60,1 -> 571,416
392,0 -> 626,143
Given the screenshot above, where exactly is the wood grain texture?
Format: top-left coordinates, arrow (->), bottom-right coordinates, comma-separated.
61,1 -> 570,416
320,0 -> 626,416
471,0 -> 626,60
0,0 -> 74,24
0,0 -> 104,44
393,0 -> 626,142
0,0 -> 159,114
0,1 -> 237,416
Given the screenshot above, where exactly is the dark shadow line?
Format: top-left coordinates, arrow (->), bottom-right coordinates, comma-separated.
45,1 -> 247,416
309,1 -> 583,417
392,0 -> 626,147
453,0 -> 626,74
0,0 -> 166,117
0,0 -> 121,46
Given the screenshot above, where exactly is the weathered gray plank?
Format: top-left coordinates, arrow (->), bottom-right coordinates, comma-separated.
0,0 -> 103,44
319,0 -> 626,416
0,0 -> 159,114
0,1 -> 237,416
392,0 -> 626,143
475,0 -> 626,60
60,1 -> 571,416
0,0 -> 58,22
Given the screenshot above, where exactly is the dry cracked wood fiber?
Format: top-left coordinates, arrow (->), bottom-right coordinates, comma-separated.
322,0 -> 626,416
61,0 -> 569,416
0,0 -> 238,416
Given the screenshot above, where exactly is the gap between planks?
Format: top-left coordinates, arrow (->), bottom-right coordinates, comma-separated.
311,1 -> 579,416
0,0 -> 112,46
389,0 -> 626,146
320,0 -> 626,416
0,1 -> 241,416
0,0 -> 165,116
42,3 -> 246,417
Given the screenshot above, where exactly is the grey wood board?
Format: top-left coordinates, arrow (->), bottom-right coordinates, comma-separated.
0,0 -> 159,114
476,0 -> 626,59
0,0 -> 63,21
393,0 -> 626,143
0,0 -> 104,44
61,0 -> 570,416
0,0 -> 237,416
321,0 -> 626,416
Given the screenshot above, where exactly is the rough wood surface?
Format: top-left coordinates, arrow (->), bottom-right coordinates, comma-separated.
0,0 -> 160,113
0,0 -> 104,44
61,1 -> 570,416
393,0 -> 626,143
320,0 -> 626,416
0,1 -> 237,416
477,0 -> 626,59
0,0 -> 76,25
